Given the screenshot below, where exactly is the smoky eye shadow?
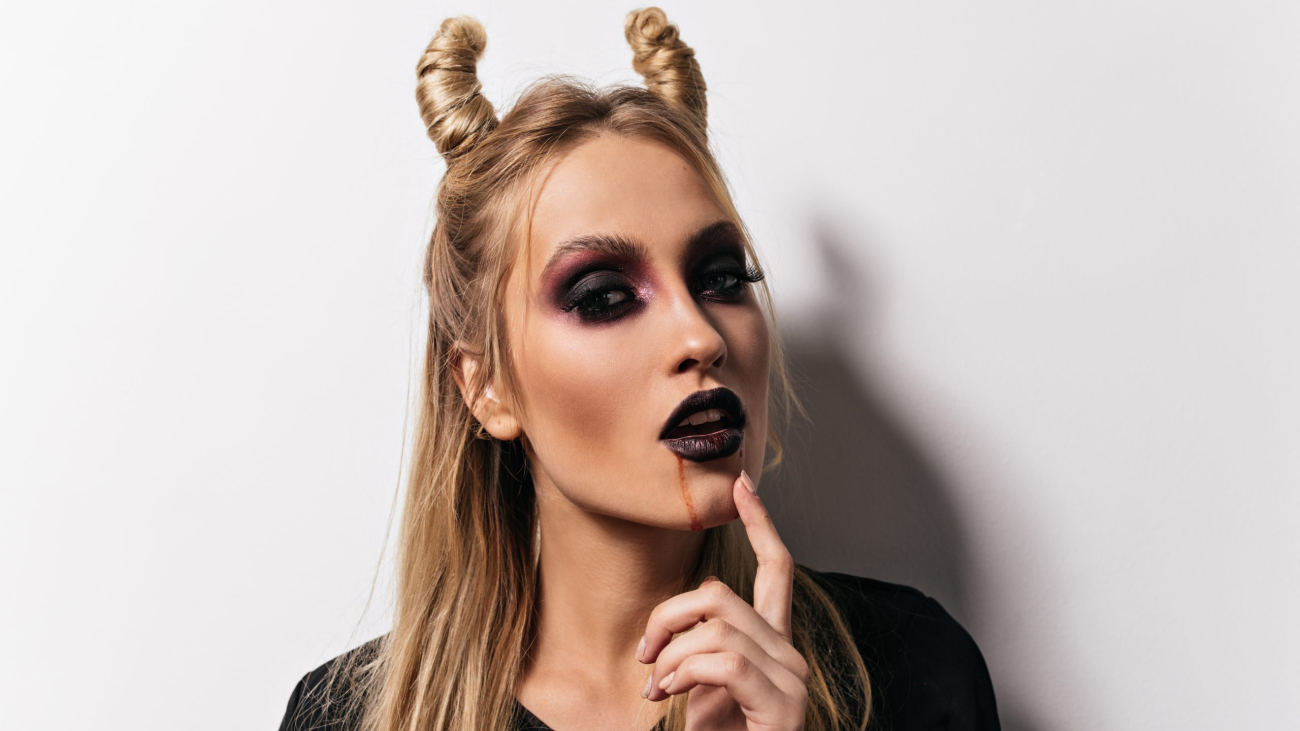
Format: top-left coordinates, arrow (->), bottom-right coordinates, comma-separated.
689,243 -> 748,277
686,225 -> 746,268
559,270 -> 631,310
696,256 -> 745,278
546,255 -> 640,308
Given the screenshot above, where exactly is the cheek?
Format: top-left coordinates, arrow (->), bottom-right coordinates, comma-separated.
727,308 -> 772,454
514,321 -> 652,467
728,307 -> 771,391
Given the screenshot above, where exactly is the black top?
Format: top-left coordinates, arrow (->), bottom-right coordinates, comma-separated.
279,566 -> 1001,730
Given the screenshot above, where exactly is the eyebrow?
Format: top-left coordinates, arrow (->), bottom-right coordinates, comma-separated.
540,219 -> 742,283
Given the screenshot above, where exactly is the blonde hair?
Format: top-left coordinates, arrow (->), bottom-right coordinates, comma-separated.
316,7 -> 871,731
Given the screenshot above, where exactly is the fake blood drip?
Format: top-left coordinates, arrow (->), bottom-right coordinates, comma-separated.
674,454 -> 703,531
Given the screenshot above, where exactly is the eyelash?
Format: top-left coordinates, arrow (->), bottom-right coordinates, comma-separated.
561,260 -> 766,323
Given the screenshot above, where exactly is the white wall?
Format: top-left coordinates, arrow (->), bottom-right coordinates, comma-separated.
2,2 -> 1295,730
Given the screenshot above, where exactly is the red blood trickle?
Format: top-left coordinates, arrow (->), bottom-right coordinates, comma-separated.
674,454 -> 703,531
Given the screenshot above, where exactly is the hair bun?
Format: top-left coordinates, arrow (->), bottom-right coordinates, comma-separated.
624,7 -> 708,132
416,16 -> 499,160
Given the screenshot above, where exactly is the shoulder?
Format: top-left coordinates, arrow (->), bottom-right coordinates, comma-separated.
799,565 -> 1002,731
278,636 -> 385,731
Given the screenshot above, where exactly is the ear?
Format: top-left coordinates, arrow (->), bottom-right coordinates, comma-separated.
452,342 -> 522,441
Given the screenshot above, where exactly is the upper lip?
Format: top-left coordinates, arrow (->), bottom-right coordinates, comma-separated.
659,387 -> 746,440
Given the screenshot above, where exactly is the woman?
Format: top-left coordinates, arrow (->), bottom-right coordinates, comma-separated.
279,7 -> 999,731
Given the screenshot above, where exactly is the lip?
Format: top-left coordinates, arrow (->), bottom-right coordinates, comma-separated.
659,387 -> 746,463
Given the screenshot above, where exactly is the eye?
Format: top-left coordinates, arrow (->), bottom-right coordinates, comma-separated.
700,271 -> 741,292
572,288 -> 633,321
560,272 -> 639,323
694,256 -> 765,300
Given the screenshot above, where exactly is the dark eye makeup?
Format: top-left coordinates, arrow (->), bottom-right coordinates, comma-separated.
694,253 -> 765,301
558,269 -> 642,322
557,252 -> 765,324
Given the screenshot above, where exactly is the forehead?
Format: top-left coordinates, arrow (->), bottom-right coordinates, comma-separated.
523,134 -> 728,276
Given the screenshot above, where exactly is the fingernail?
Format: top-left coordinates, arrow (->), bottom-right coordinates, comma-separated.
659,671 -> 676,691
636,635 -> 645,662
741,469 -> 757,494
642,673 -> 653,698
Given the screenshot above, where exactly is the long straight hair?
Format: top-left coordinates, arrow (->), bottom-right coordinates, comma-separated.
318,8 -> 872,731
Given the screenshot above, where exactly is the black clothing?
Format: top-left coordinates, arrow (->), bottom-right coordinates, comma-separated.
279,565 -> 1001,730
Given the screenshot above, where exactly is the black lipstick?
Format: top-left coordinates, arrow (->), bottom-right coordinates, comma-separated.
659,387 -> 746,463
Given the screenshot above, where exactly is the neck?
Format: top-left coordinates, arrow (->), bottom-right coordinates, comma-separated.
525,473 -> 706,684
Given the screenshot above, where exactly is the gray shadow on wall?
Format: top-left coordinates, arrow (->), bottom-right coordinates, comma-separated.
762,220 -> 973,616
761,220 -> 1046,731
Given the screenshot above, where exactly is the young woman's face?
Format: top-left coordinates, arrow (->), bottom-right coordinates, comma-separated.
500,134 -> 770,530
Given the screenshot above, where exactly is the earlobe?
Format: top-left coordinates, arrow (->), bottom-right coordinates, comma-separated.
452,342 -> 522,441
477,385 -> 522,441
481,408 -> 522,442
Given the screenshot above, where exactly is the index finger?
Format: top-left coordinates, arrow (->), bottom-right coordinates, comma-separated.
734,469 -> 794,642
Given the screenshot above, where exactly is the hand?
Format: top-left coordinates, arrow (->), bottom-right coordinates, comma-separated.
637,469 -> 809,731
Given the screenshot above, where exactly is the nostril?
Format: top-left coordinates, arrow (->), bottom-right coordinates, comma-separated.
677,351 -> 726,373
672,309 -> 728,373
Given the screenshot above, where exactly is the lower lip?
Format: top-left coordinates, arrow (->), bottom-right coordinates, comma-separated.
661,426 -> 744,463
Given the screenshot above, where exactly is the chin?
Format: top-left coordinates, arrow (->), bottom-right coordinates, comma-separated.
695,507 -> 741,531
677,475 -> 742,531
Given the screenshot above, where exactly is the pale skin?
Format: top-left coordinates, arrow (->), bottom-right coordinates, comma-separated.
456,134 -> 807,731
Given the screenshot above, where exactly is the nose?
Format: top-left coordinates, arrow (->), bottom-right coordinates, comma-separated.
666,289 -> 728,375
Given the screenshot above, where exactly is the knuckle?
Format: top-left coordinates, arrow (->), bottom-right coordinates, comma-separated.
705,580 -> 733,603
758,550 -> 794,570
677,654 -> 698,676
779,646 -> 809,677
793,655 -> 810,683
723,651 -> 750,677
791,684 -> 809,711
705,618 -> 733,642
